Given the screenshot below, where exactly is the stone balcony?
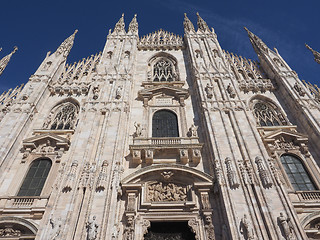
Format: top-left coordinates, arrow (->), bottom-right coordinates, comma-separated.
0,196 -> 49,219
129,137 -> 203,165
289,191 -> 320,208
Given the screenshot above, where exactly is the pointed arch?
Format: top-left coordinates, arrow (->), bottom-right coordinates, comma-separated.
249,95 -> 289,127
43,98 -> 80,130
148,52 -> 180,82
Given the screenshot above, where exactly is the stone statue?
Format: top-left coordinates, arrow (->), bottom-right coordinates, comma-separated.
189,124 -> 198,137
240,214 -> 254,240
50,217 -> 62,240
205,83 -> 213,99
227,84 -> 236,98
40,140 -> 55,153
123,216 -> 134,240
134,122 -> 142,137
116,86 -> 122,99
86,215 -> 98,240
204,215 -> 215,240
43,110 -> 54,129
278,212 -> 295,240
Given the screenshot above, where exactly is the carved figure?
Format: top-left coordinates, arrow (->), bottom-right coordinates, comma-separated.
92,86 -> 99,100
147,181 -> 187,202
205,83 -> 213,99
278,212 -> 295,240
255,156 -> 272,188
50,217 -> 62,240
204,215 -> 215,240
40,140 -> 55,153
86,216 -> 98,240
240,214 -> 254,240
293,82 -> 306,96
116,86 -> 122,99
43,110 -> 54,129
123,216 -> 134,240
161,171 -> 173,181
189,124 -> 198,137
227,84 -> 236,98
225,157 -> 239,189
0,227 -> 21,237
134,122 -> 142,137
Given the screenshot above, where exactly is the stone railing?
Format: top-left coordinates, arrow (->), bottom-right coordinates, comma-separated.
130,137 -> 203,165
0,196 -> 49,210
297,191 -> 320,201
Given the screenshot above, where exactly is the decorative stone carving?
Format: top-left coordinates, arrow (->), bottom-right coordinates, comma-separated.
134,122 -> 142,137
132,150 -> 141,164
40,139 -> 55,153
123,216 -> 134,240
293,82 -> 306,96
113,13 -> 125,34
188,124 -> 198,137
43,110 -> 54,129
145,149 -> 153,164
238,160 -> 253,185
128,14 -> 138,33
141,219 -> 151,237
50,217 -> 62,240
268,158 -> 283,185
92,85 -> 100,100
188,219 -> 200,240
161,171 -> 174,181
80,162 -> 94,189
0,227 -> 21,237
96,160 -> 109,192
192,149 -> 201,164
183,13 -> 195,33
116,86 -> 122,99
0,46 -> 18,76
200,192 -> 211,210
226,84 -> 236,98
63,160 -> 78,192
204,215 -> 216,240
196,12 -> 210,32
205,83 -> 213,99
180,149 -> 189,164
225,157 -> 239,189
138,29 -> 184,50
127,193 -> 136,212
277,212 -> 295,240
240,214 -> 254,240
255,156 -> 272,188
303,80 -> 320,103
306,44 -> 320,64
55,30 -> 78,57
86,215 -> 98,240
146,181 -> 188,202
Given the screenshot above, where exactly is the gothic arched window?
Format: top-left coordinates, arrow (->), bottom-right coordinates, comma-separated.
280,154 -> 316,191
17,159 -> 52,196
152,110 -> 179,137
49,102 -> 78,130
253,101 -> 288,127
153,60 -> 174,82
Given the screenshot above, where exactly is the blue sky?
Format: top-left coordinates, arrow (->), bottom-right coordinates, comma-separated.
0,0 -> 319,92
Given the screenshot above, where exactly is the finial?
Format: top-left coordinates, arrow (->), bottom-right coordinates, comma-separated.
113,13 -> 126,34
196,12 -> 210,32
55,30 -> 78,57
244,27 -> 269,54
128,14 -> 138,34
306,43 -> 320,64
0,48 -> 2,52
0,46 -> 18,77
183,12 -> 195,33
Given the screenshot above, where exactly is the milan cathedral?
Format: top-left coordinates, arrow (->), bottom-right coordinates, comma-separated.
0,13 -> 320,240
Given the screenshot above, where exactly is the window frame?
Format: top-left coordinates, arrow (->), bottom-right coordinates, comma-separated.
17,158 -> 52,197
152,109 -> 179,138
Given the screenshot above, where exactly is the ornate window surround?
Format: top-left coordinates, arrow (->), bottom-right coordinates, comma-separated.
146,53 -> 181,84
257,126 -> 320,193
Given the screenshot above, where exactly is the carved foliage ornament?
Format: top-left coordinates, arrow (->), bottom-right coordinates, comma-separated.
146,181 -> 188,202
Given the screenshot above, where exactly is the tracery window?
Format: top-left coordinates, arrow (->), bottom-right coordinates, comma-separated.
49,102 -> 78,130
152,110 -> 179,137
280,154 -> 316,191
253,101 -> 288,127
153,60 -> 174,82
17,159 -> 52,196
